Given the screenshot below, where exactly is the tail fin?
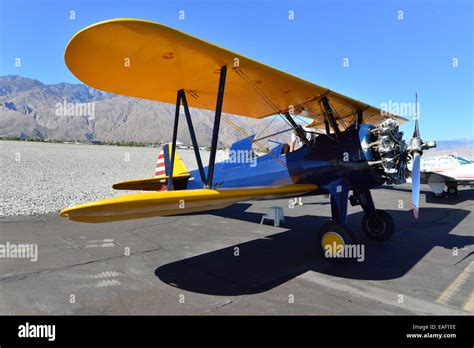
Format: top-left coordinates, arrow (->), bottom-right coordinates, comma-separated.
222,135 -> 256,169
155,147 -> 166,176
155,144 -> 188,177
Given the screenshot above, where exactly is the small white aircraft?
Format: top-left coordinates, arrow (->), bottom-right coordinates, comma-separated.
419,154 -> 474,197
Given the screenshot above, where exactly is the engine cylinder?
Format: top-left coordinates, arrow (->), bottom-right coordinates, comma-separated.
360,119 -> 408,184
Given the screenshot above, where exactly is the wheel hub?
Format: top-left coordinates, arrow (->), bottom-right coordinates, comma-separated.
321,231 -> 345,255
366,216 -> 386,234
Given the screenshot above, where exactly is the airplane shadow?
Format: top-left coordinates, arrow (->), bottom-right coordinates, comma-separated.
155,204 -> 472,296
425,188 -> 474,206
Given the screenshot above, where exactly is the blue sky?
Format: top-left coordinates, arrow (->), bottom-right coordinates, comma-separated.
0,0 -> 472,140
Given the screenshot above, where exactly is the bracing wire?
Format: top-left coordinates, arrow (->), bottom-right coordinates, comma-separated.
184,90 -> 289,169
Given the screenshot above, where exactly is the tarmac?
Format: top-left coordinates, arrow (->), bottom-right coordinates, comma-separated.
0,184 -> 473,315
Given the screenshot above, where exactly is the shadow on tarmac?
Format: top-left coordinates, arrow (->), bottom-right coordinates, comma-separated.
386,186 -> 474,206
155,203 -> 473,295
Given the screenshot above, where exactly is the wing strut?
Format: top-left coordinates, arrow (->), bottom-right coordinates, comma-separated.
168,92 -> 181,190
168,90 -> 207,189
320,97 -> 341,141
168,65 -> 227,190
206,65 -> 227,188
324,119 -> 331,135
356,110 -> 364,129
283,113 -> 313,149
180,90 -> 207,184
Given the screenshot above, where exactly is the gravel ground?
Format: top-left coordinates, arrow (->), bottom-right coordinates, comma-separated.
0,141 -> 208,216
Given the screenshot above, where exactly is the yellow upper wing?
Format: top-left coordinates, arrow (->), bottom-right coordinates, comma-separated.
65,18 -> 407,128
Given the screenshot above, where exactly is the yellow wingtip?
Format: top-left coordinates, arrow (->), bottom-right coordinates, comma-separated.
59,209 -> 69,218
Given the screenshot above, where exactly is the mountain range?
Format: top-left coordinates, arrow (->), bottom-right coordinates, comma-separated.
428,137 -> 474,158
0,75 -> 472,157
0,75 -> 288,147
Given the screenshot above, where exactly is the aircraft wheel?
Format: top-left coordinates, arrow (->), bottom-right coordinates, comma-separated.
319,222 -> 353,262
447,185 -> 458,195
361,209 -> 394,241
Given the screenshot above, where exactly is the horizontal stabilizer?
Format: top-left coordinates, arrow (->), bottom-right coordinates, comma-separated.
112,173 -> 191,191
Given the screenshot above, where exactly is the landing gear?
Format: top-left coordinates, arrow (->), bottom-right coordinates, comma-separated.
432,184 -> 457,198
318,180 -> 353,261
356,189 -> 395,242
447,185 -> 458,196
361,209 -> 395,241
318,183 -> 396,260
319,222 -> 353,261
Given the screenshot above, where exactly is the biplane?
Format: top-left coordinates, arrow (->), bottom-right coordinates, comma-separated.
60,18 -> 436,258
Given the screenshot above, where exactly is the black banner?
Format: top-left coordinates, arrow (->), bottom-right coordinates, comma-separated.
0,315 -> 472,346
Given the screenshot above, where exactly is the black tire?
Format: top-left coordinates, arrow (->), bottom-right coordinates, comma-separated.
319,222 -> 354,262
447,185 -> 458,195
361,209 -> 395,241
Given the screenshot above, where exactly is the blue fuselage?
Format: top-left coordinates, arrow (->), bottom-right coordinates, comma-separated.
186,124 -> 384,194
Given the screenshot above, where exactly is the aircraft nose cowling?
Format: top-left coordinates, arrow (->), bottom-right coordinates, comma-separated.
360,119 -> 408,185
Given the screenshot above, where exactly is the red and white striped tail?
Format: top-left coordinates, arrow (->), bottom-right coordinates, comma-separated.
155,148 -> 166,177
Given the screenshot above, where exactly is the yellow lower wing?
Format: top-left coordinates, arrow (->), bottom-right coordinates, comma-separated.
60,184 -> 317,223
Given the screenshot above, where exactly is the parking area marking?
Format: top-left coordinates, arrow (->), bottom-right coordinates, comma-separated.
436,261 -> 474,305
85,239 -> 115,248
462,291 -> 474,312
299,271 -> 464,315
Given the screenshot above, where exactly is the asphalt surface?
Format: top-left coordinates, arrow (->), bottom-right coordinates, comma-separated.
0,184 -> 473,315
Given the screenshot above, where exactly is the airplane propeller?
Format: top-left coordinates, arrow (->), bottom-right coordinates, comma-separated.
410,138 -> 421,219
408,93 -> 436,219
